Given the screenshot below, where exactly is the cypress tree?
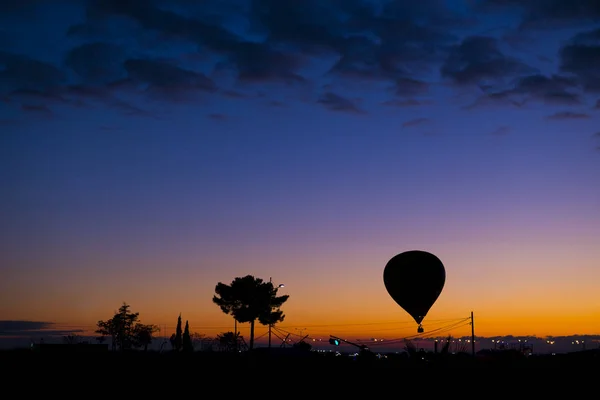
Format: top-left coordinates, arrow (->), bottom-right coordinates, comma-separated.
174,313 -> 183,351
183,320 -> 193,352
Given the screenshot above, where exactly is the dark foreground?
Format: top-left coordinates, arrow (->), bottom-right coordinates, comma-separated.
2,347 -> 597,395
3,346 -> 599,369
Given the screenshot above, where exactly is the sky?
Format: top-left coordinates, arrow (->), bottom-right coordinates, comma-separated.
1,0 -> 600,347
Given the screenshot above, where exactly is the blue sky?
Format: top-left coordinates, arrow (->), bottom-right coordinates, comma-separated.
1,0 -> 599,343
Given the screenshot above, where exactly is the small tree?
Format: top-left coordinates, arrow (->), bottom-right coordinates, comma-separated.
293,340 -> 312,352
136,324 -> 159,351
95,303 -> 159,351
63,334 -> 80,345
182,320 -> 193,352
217,331 -> 240,352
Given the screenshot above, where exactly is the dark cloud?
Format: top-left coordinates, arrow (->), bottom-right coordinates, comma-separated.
65,42 -> 126,84
124,59 -> 216,91
0,0 -> 598,119
382,99 -> 433,107
86,0 -> 241,51
249,0 -> 346,54
0,320 -> 84,337
0,51 -> 65,93
0,0 -> 46,14
21,104 -> 52,114
0,320 -> 51,331
317,92 -> 364,114
58,84 -> 153,117
6,89 -> 71,107
480,74 -> 581,107
463,91 -> 526,109
546,111 -> 590,120
463,72 -> 583,109
511,75 -> 580,104
479,0 -> 600,29
223,41 -> 306,84
559,28 -> 600,92
393,78 -> 430,97
441,36 -> 534,87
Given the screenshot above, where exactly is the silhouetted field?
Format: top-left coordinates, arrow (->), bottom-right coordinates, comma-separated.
2,347 -> 599,371
2,347 -> 597,397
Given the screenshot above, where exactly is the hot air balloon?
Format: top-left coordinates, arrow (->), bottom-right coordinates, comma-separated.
383,250 -> 445,333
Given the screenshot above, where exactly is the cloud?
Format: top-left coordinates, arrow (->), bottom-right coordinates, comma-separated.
471,74 -> 582,108
21,104 -> 52,114
0,0 -> 598,121
0,51 -> 65,93
0,320 -> 84,337
479,0 -> 600,29
393,77 -> 430,97
559,28 -> 600,92
65,42 -> 126,84
0,320 -> 51,331
223,41 -> 307,84
441,36 -> 535,87
317,92 -> 365,114
546,111 -> 590,120
510,74 -> 581,104
382,98 -> 433,107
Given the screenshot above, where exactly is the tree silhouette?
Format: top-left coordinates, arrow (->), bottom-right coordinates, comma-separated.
135,324 -> 158,351
173,313 -> 183,351
216,331 -> 241,352
182,320 -> 193,352
63,334 -> 80,345
213,275 -> 289,350
294,340 -> 312,352
96,303 -> 159,351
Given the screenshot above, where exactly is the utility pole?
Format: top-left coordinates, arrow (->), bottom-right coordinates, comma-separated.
471,311 -> 475,357
234,319 -> 238,352
268,277 -> 272,348
268,277 -> 285,349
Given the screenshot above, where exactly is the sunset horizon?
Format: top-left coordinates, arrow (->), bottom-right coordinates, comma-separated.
1,0 -> 599,350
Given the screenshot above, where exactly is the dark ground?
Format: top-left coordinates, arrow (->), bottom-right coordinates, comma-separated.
3,345 -> 599,369
2,347 -> 596,395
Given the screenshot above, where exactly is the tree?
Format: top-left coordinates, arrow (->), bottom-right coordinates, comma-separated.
216,331 -> 241,352
182,320 -> 193,352
63,334 -> 80,345
135,324 -> 159,351
294,340 -> 312,352
212,275 -> 289,350
95,302 -> 159,351
173,313 -> 183,351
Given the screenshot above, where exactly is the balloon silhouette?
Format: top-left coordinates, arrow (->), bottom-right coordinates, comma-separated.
383,250 -> 445,332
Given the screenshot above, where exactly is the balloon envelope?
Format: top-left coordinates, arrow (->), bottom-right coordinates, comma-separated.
383,250 -> 445,325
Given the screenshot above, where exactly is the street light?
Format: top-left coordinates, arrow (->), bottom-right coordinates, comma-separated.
268,277 -> 285,349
